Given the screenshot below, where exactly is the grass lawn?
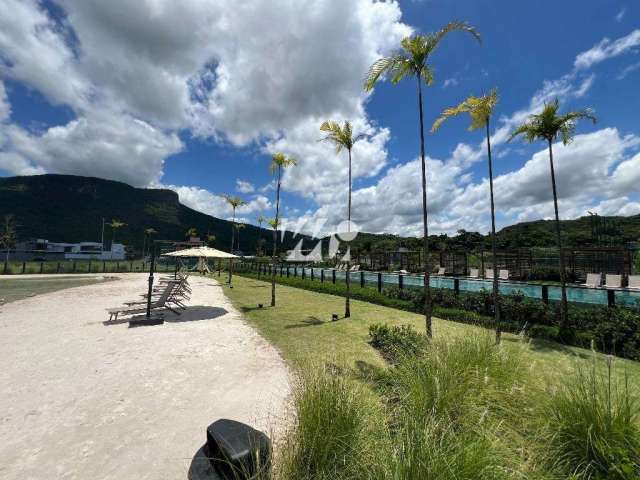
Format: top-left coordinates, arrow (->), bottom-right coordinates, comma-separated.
223,275 -> 640,384
0,276 -> 116,304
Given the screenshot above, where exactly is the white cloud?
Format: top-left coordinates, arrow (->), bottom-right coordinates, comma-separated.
574,29 -> 640,70
1,110 -> 183,185
163,183 -> 271,219
442,77 -> 459,88
616,8 -> 626,22
617,61 -> 640,79
235,179 -> 255,193
0,81 -> 10,122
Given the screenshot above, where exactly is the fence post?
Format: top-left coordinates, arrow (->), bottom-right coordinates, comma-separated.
302,267 -> 306,280
311,268 -> 314,281
57,262 -> 61,274
453,278 -> 460,296
40,262 -> 44,274
3,261 -> 7,274
103,261 -> 106,273
72,261 -> 76,273
294,266 -> 298,277
607,289 -> 615,308
541,285 -> 549,304
321,269 -> 324,283
22,261 -> 26,274
398,274 -> 404,290
88,261 -> 92,273
332,269 -> 336,284
286,266 -> 290,277
130,261 -> 133,272
377,272 -> 382,293
116,261 -> 119,272
360,271 -> 364,288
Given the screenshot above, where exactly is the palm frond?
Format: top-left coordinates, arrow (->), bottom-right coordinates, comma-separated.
269,152 -> 297,174
431,88 -> 498,133
432,21 -> 481,49
364,55 -> 407,91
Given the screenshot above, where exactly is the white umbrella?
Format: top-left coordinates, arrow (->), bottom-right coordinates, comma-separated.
163,246 -> 238,259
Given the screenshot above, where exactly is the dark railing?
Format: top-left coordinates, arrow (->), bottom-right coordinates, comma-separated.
236,262 -> 640,309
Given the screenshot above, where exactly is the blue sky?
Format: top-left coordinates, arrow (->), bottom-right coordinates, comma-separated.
0,0 -> 639,237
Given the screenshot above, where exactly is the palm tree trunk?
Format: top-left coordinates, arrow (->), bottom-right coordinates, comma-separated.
416,75 -> 432,338
142,234 -> 147,259
345,148 -> 352,318
486,120 -> 501,344
228,208 -> 235,285
271,166 -> 281,307
548,139 -> 569,332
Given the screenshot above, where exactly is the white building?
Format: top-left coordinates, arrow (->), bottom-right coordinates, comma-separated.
14,239 -> 126,261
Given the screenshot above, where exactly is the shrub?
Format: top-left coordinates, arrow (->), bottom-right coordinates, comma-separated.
542,357 -> 640,479
368,323 -> 426,363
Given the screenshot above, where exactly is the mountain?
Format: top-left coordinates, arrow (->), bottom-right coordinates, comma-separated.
1,174 -> 638,257
0,174 -> 306,255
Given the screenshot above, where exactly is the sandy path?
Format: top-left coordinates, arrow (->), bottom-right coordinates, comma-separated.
0,274 -> 290,479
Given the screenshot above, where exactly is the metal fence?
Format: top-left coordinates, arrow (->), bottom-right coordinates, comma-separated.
238,262 -> 640,309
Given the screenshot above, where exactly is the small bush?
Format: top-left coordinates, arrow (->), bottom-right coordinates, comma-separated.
368,323 -> 426,363
542,357 -> 640,479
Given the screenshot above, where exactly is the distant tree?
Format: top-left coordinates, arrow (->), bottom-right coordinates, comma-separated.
320,120 -> 366,318
1,214 -> 17,264
433,88 -> 503,343
185,227 -> 198,239
206,234 -> 216,247
509,99 -> 596,334
142,227 -> 157,258
269,152 -> 297,307
223,195 -> 247,285
108,219 -> 126,245
365,22 -> 481,337
256,215 -> 267,256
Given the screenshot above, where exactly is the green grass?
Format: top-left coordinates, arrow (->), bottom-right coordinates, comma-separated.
221,275 -> 640,383
0,276 -> 116,304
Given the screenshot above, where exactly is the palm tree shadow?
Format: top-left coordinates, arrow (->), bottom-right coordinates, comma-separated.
502,335 -> 591,360
284,316 -> 325,329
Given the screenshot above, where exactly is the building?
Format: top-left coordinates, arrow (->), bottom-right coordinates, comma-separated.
10,239 -> 126,261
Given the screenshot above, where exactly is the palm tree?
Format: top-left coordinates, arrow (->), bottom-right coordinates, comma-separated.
269,152 -> 297,307
432,89 -> 503,343
365,22 -> 481,337
509,99 -> 596,334
223,195 -> 247,284
142,227 -> 157,258
206,234 -> 216,247
1,214 -> 17,264
320,120 -> 366,318
108,219 -> 126,246
256,215 -> 267,256
235,223 -> 246,253
185,227 -> 198,239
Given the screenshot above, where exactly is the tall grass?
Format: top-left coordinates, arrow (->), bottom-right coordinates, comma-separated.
275,366 -> 390,480
543,356 -> 640,479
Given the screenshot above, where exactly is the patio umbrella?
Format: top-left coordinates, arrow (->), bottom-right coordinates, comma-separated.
163,247 -> 238,259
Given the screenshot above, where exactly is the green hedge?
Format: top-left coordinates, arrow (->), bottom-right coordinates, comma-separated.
233,268 -> 640,361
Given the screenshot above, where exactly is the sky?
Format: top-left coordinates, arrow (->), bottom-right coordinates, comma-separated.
0,0 -> 639,239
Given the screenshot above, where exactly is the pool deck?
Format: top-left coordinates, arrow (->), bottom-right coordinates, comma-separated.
0,273 -> 291,479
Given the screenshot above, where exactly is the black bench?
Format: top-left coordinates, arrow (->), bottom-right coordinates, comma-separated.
205,419 -> 271,479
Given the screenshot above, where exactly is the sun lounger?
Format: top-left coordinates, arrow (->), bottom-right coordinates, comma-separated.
107,282 -> 178,321
499,269 -> 509,280
435,266 -> 445,275
349,264 -> 360,272
605,274 -> 622,289
485,268 -> 494,279
628,275 -> 640,290
468,268 -> 479,278
583,273 -> 602,288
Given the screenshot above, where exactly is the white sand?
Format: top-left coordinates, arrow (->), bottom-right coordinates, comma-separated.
0,274 -> 291,479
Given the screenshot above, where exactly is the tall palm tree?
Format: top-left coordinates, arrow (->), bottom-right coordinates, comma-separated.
257,215 -> 267,256
432,89 -> 503,343
320,120 -> 366,318
142,227 -> 157,258
269,152 -> 297,307
108,219 -> 126,245
235,223 -> 246,253
223,195 -> 247,285
365,22 -> 481,337
509,99 -> 596,334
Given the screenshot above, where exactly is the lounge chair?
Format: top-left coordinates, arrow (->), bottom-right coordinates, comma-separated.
107,282 -> 178,321
349,264 -> 360,272
468,268 -> 479,278
628,275 -> 640,290
485,268 -> 494,279
583,273 -> 602,288
605,274 -> 622,289
499,269 -> 509,280
435,266 -> 445,275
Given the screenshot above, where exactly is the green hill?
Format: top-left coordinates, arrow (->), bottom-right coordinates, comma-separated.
0,174 -> 305,255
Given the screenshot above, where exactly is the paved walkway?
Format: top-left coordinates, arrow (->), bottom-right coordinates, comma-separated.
0,273 -> 290,479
